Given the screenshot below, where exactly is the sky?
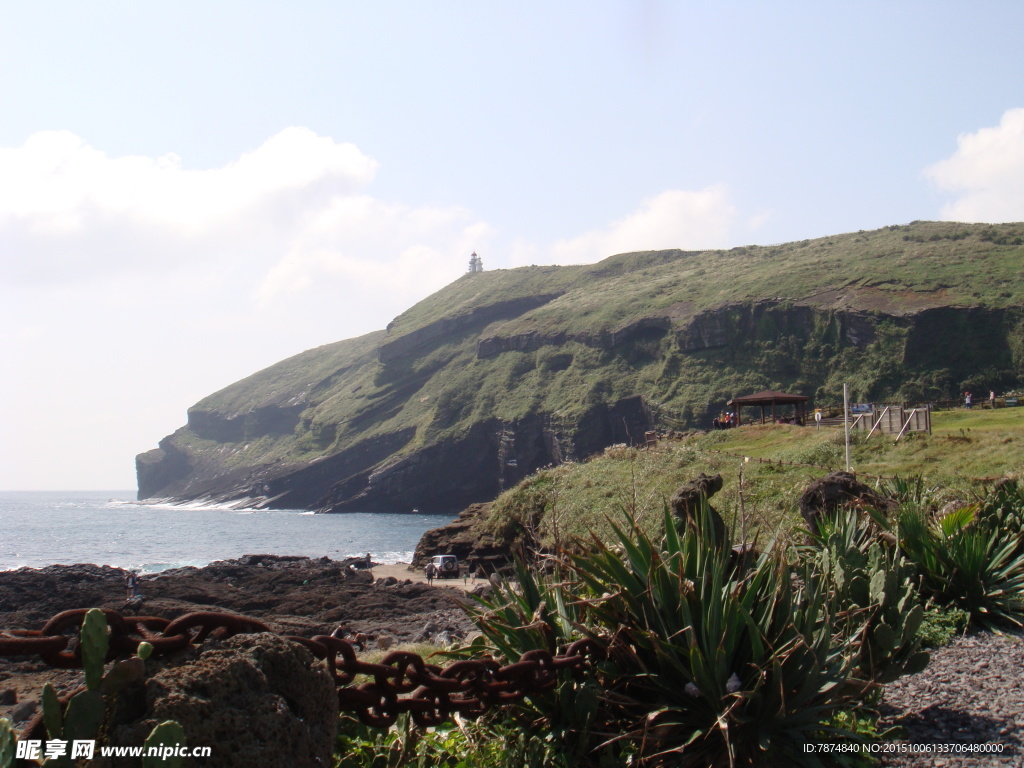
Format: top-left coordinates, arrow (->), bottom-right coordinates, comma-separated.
2,2 -> 1024,490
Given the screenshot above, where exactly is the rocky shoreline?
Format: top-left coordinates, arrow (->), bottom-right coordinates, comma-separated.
3,556 -> 1023,765
0,555 -> 478,726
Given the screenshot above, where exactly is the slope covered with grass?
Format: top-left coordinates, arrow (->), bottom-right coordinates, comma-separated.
136,221 -> 1024,512
480,406 -> 1024,551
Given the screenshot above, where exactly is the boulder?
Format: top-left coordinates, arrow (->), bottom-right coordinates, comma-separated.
670,473 -> 727,543
411,503 -> 511,568
110,633 -> 337,768
9,698 -> 36,723
798,471 -> 896,534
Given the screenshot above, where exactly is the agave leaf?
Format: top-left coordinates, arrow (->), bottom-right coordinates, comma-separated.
939,506 -> 975,538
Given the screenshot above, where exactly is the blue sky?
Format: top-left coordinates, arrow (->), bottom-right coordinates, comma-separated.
2,2 -> 1023,489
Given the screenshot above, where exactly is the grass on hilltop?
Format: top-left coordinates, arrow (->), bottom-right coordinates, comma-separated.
481,406 -> 1024,552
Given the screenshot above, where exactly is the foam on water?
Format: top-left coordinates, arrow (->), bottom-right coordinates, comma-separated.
0,491 -> 451,572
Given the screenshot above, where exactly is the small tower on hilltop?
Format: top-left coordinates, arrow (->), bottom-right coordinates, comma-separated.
467,251 -> 483,273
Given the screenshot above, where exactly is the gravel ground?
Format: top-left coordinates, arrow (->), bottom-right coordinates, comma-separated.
877,631 -> 1024,768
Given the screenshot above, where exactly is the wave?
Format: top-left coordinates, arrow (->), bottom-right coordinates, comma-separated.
118,498 -> 306,514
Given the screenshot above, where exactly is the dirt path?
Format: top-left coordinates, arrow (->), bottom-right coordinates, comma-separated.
372,562 -> 481,592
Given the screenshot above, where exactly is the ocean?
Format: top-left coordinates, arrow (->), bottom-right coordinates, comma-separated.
0,490 -> 454,573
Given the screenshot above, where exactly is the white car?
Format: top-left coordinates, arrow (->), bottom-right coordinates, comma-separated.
429,555 -> 460,578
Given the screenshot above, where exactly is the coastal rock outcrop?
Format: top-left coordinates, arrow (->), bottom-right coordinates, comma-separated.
411,503 -> 511,572
136,222 -> 1024,514
111,633 -> 337,768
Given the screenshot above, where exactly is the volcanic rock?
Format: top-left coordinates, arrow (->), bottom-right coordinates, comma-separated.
798,470 -> 896,534
111,633 -> 337,768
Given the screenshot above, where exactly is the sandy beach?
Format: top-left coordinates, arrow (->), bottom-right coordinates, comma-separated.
371,561 -> 481,591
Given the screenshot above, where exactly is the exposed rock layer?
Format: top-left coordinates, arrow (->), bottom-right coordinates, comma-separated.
136,224 -> 1024,513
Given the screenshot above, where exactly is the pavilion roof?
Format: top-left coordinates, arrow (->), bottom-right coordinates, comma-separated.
727,390 -> 809,406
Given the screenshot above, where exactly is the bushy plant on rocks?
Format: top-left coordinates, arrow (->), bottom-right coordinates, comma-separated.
806,509 -> 929,684
460,504 -> 894,767
886,482 -> 1024,630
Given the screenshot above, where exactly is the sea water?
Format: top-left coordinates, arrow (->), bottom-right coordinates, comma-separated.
0,491 -> 454,573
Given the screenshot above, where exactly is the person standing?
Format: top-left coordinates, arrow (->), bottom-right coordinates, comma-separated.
124,571 -> 140,600
965,391 -> 972,409
990,390 -> 996,408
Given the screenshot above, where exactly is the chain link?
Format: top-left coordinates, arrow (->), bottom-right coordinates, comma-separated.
1,609 -> 605,728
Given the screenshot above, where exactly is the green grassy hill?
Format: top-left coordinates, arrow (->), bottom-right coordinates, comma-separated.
136,221 -> 1024,513
479,406 -> 1024,551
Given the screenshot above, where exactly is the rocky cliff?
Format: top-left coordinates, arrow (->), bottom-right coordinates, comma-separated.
137,221 -> 1024,513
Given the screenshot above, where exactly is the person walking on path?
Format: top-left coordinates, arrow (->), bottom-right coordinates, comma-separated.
425,563 -> 436,585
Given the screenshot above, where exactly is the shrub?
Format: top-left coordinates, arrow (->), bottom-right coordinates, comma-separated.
889,484 -> 1024,629
916,605 -> 970,648
807,510 -> 929,683
462,506 -> 877,766
334,712 -> 577,768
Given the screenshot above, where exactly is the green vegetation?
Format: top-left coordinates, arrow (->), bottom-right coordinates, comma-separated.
481,407 -> 1024,554
337,475 -> 1024,766
807,510 -> 929,683
916,606 -> 970,648
0,610 -> 185,768
468,509 -> 878,766
335,712 -> 577,768
143,221 -> 1024,506
882,480 -> 1024,629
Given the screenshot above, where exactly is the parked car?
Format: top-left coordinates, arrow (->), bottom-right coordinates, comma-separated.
429,554 -> 460,578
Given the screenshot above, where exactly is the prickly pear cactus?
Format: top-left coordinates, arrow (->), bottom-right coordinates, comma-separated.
813,509 -> 930,683
80,608 -> 109,691
61,690 -> 105,746
41,682 -> 63,740
142,721 -> 187,768
36,611 -> 112,766
0,718 -> 15,768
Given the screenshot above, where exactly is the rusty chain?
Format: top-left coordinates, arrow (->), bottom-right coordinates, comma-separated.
0,609 -> 606,729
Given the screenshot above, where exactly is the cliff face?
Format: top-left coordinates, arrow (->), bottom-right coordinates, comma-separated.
136,222 -> 1024,513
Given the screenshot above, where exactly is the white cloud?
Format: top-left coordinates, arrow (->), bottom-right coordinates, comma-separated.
548,186 -> 737,264
0,128 -> 488,306
926,108 -> 1024,222
256,198 -> 493,307
0,129 -> 496,489
0,127 -> 376,227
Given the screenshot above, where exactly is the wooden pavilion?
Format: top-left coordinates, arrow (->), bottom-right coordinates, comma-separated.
727,390 -> 810,426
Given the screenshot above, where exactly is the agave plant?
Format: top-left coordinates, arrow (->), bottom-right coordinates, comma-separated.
892,494 -> 1024,630
463,502 -> 873,767
458,557 -> 613,766
874,474 -> 938,508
